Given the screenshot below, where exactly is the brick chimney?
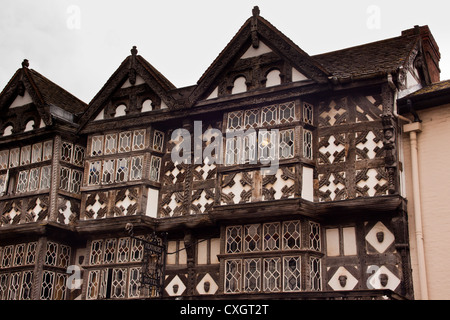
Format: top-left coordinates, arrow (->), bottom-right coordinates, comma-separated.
402,25 -> 441,83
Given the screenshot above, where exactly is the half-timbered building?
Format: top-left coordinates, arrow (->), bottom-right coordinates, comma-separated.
0,7 -> 444,300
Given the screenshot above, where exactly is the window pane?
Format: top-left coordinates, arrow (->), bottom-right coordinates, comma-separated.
88,161 -> 101,185
91,136 -> 104,156
118,132 -> 132,153
115,158 -> 129,182
102,159 -> 115,184
32,143 -> 42,163
149,156 -> 161,181
133,130 -> 146,151
104,134 -> 117,155
130,156 -> 143,181
39,166 -> 51,189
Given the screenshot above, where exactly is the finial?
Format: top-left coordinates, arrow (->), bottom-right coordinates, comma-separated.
131,46 -> 138,56
252,6 -> 260,17
251,6 -> 260,48
22,59 -> 29,68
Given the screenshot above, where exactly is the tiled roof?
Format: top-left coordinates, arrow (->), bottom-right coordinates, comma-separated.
26,68 -> 88,115
313,34 -> 420,80
404,79 -> 450,98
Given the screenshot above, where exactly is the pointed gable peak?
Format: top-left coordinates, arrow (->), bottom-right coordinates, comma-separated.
189,6 -> 330,105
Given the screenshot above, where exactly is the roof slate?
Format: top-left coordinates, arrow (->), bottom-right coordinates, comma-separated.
313,34 -> 420,80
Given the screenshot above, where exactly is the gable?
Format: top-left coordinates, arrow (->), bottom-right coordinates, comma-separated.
80,47 -> 176,126
189,7 -> 329,105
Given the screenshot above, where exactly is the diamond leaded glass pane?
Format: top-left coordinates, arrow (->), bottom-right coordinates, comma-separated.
279,129 -> 294,159
310,257 -> 322,291
244,258 -> 261,292
225,259 -> 241,293
226,226 -> 242,254
263,257 -> 281,292
244,224 -> 261,252
283,220 -> 301,250
309,221 -> 321,251
283,256 -> 301,292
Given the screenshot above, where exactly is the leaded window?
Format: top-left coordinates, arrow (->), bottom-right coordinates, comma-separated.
130,237 -> 144,262
73,145 -> 85,166
69,170 -> 82,194
59,167 -> 70,192
261,105 -> 278,126
244,109 -> 259,129
7,272 -> 21,300
40,271 -> 54,300
88,161 -> 101,185
227,111 -> 243,131
128,268 -> 140,298
263,223 -> 280,251
28,168 -> 40,191
26,242 -> 37,265
103,238 -> 117,264
130,156 -> 143,181
39,166 -> 51,189
104,134 -> 118,155
17,170 -> 29,193
133,130 -> 146,151
263,257 -> 281,292
310,257 -> 322,291
226,226 -> 242,254
303,129 -> 313,160
20,145 -> 31,166
45,242 -> 58,266
53,273 -> 67,300
43,140 -> 53,161
244,258 -> 261,292
283,220 -> 301,250
283,256 -> 301,292
258,130 -> 277,161
117,238 -> 130,263
13,244 -> 25,266
9,148 -> 20,168
242,132 -> 257,164
225,259 -> 241,293
152,130 -> 164,152
102,159 -> 115,184
32,143 -> 42,163
87,270 -> 100,300
149,156 -> 161,181
115,158 -> 129,182
90,240 -> 103,265
0,174 -> 6,195
58,245 -> 71,269
0,274 -> 8,299
20,271 -> 33,300
279,102 -> 296,124
244,224 -> 261,252
1,246 -> 13,268
111,268 -> 127,298
61,142 -> 73,163
118,131 -> 132,153
225,136 -> 240,165
309,221 -> 321,251
0,150 -> 9,169
303,102 -> 313,125
91,136 -> 104,156
279,129 -> 294,159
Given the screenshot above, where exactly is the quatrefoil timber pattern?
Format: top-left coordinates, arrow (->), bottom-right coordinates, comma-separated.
318,134 -> 347,165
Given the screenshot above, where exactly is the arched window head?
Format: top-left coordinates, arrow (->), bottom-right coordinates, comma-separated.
3,125 -> 13,136
114,104 -> 127,117
141,99 -> 153,112
231,76 -> 247,94
24,120 -> 35,132
265,69 -> 281,87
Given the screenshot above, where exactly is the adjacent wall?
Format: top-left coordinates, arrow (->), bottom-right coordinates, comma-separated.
402,103 -> 450,299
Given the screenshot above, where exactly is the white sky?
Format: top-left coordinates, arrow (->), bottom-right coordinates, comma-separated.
1,0 -> 449,104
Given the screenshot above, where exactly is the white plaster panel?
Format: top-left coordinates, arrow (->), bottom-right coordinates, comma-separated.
326,228 -> 340,257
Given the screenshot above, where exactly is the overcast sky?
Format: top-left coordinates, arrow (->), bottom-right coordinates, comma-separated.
1,0 -> 449,104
